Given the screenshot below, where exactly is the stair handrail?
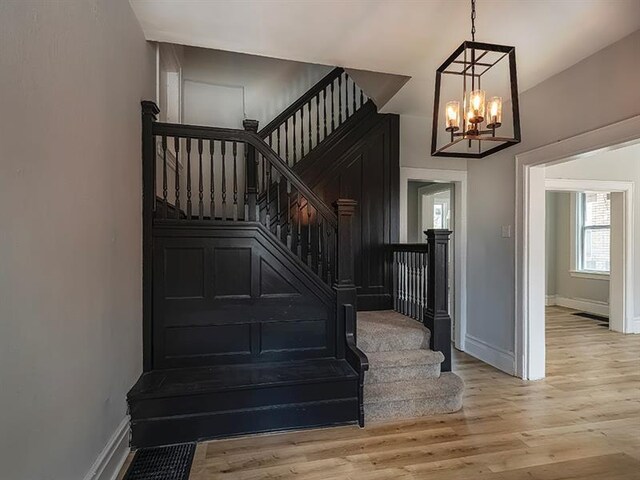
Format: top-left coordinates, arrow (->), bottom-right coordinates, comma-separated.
152,120 -> 337,228
258,67 -> 344,139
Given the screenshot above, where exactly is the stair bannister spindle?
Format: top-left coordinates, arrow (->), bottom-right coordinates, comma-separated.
338,74 -> 343,125
323,88 -> 328,138
296,192 -> 302,259
300,106 -> 304,158
352,79 -> 356,117
292,113 -> 297,164
209,140 -> 215,220
308,100 -> 312,154
161,135 -> 168,218
174,137 -> 181,218
277,126 -> 281,157
232,141 -> 238,221
276,173 -> 282,240
186,138 -> 192,219
198,138 -> 204,220
221,141 -> 227,220
331,80 -> 335,132
286,180 -> 292,250
317,216 -> 323,277
265,164 -> 271,229
316,93 -> 320,147
360,88 -> 364,108
284,118 -> 290,166
307,203 -> 312,267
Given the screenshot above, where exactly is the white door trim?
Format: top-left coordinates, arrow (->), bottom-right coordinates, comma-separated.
515,115 -> 640,380
400,167 -> 467,351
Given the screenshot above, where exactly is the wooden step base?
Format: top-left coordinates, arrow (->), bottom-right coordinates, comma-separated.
128,359 -> 359,448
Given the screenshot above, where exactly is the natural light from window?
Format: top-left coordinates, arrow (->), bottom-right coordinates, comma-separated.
579,192 -> 610,273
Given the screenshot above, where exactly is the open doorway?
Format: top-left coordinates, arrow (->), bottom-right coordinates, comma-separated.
400,168 -> 467,352
516,118 -> 639,380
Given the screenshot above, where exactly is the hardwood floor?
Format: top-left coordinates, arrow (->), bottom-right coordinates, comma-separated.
121,306 -> 640,479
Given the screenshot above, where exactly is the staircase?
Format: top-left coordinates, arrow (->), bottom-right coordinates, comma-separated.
358,311 -> 464,422
129,66 -> 461,448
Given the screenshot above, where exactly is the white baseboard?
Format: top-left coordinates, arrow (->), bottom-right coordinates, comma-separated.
545,295 -> 557,306
633,316 -> 640,334
554,296 -> 609,317
83,417 -> 130,480
464,334 -> 515,375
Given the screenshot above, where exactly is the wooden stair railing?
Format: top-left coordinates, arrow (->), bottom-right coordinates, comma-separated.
390,230 -> 452,372
258,67 -> 369,168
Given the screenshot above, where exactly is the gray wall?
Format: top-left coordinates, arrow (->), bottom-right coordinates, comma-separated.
466,30 -> 640,361
0,1 -> 154,479
545,192 -> 610,304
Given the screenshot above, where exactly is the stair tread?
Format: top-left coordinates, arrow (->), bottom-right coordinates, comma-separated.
129,358 -> 357,400
357,310 -> 430,352
367,349 -> 444,368
364,372 -> 464,404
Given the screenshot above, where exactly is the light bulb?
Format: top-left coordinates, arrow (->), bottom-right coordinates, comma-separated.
486,96 -> 502,129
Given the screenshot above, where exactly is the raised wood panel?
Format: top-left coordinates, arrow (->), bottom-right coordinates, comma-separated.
301,114 -> 399,310
152,223 -> 336,368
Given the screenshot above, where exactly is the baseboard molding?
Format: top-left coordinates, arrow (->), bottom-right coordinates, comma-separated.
553,296 -> 609,317
545,295 -> 556,306
83,417 -> 130,480
464,334 -> 515,375
633,316 -> 640,334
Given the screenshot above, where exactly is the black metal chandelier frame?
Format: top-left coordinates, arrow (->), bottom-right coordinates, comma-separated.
431,2 -> 521,159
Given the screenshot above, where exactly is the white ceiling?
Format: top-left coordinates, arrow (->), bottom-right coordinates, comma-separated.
130,0 -> 640,116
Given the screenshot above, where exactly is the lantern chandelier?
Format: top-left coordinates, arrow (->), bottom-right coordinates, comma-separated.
431,0 -> 521,158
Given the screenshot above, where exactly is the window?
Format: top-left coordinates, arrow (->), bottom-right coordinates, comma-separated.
578,192 -> 610,273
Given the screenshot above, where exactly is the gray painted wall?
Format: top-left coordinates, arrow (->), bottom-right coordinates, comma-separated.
466,30 -> 640,359
0,1 -> 154,479
545,192 -> 610,304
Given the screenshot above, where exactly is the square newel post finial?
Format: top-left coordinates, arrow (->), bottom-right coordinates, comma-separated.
243,119 -> 259,132
141,100 -> 160,120
425,229 -> 452,372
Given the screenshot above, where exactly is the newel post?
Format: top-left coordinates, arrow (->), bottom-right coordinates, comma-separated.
334,199 -> 358,359
243,119 -> 259,221
142,100 -> 159,371
424,229 -> 452,372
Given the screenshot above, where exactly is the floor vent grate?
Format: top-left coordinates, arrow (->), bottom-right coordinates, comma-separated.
123,442 -> 196,480
573,311 -> 609,327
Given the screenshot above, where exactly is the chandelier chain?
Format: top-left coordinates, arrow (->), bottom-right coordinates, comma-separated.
471,0 -> 476,41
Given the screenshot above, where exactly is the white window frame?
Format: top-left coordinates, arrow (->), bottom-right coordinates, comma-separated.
570,192 -> 610,279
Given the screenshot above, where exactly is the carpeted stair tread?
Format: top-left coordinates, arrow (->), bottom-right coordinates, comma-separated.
367,349 -> 444,368
357,311 -> 430,352
364,372 -> 464,403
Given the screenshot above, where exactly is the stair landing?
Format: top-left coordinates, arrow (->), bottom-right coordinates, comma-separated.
357,310 -> 464,423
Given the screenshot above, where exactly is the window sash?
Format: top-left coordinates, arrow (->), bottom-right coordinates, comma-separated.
578,193 -> 610,273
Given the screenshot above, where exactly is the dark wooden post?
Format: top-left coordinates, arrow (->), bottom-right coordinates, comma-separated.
142,100 -> 159,371
334,199 -> 357,360
244,119 -> 259,221
424,229 -> 452,372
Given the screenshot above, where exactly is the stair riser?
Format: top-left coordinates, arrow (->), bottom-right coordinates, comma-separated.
365,395 -> 463,422
132,398 -> 359,448
358,334 -> 429,352
366,363 -> 441,384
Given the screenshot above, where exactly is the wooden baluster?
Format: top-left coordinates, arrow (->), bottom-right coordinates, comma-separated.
293,111 -> 297,164
308,100 -> 312,153
198,138 -> 204,220
307,202 -> 312,267
296,192 -> 302,259
352,78 -> 357,115
285,119 -> 290,166
331,80 -> 335,132
209,140 -> 215,220
317,216 -> 323,278
221,141 -> 227,220
161,135 -> 168,218
286,180 -> 292,249
338,74 -> 343,125
326,226 -> 332,285
173,137 -> 181,218
265,164 -> 271,229
300,107 -> 304,158
323,88 -> 328,138
186,138 -> 192,219
277,126 -> 281,157
232,141 -> 238,221
244,145 -> 249,221
276,173 -> 282,240
316,94 -> 320,147
402,252 -> 407,315
360,87 -> 364,108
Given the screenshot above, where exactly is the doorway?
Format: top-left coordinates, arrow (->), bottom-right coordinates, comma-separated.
515,116 -> 639,380
400,167 -> 467,351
